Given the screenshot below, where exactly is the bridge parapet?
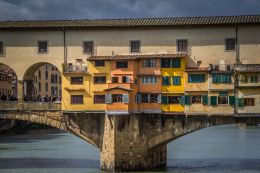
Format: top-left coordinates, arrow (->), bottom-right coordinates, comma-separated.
0,101 -> 61,111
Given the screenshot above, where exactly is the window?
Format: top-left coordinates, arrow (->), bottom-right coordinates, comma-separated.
130,40 -> 140,52
162,76 -> 170,86
38,41 -> 48,53
150,94 -> 159,103
212,74 -> 231,83
142,76 -> 157,84
94,76 -> 106,84
45,71 -> 48,80
71,77 -> 83,84
51,74 -> 54,83
177,39 -> 188,52
71,95 -> 83,104
191,95 -> 202,104
122,76 -> 131,83
243,98 -> 255,106
94,95 -> 105,104
54,74 -> 58,83
250,76 -> 258,83
111,77 -> 119,83
116,61 -> 128,68
83,41 -> 94,54
172,58 -> 181,68
172,76 -> 181,86
188,74 -> 206,83
51,86 -> 55,96
142,94 -> 149,103
45,82 -> 48,92
168,96 -> 181,104
142,59 -> 156,67
38,71 -> 41,80
161,59 -> 171,68
225,38 -> 236,51
38,82 -> 41,92
59,76 -> 61,84
218,96 -> 228,104
0,41 -> 4,54
112,94 -> 123,103
95,60 -> 105,67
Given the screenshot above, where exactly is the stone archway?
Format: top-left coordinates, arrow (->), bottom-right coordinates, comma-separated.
23,62 -> 62,101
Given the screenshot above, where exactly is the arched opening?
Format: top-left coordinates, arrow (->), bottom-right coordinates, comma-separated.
23,62 -> 62,102
0,63 -> 18,101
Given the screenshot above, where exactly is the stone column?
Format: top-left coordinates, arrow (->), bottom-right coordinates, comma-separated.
100,114 -> 167,172
17,80 -> 24,109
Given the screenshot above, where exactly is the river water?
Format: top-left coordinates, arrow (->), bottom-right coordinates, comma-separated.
0,125 -> 260,173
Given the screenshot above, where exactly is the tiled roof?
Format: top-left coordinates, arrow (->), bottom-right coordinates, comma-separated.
1,15 -> 260,30
186,67 -> 210,72
103,86 -> 133,92
87,53 -> 187,61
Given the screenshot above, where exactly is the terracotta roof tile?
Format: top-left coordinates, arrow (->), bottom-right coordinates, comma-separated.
87,53 -> 187,61
64,87 -> 85,91
186,67 -> 210,72
1,15 -> 259,30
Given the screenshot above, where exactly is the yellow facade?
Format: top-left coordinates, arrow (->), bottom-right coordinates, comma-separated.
161,58 -> 186,113
62,60 -> 111,111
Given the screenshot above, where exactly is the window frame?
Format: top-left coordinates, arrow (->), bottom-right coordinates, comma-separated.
243,98 -> 255,106
71,76 -> 83,84
95,60 -> 105,67
177,39 -> 188,52
225,38 -> 236,51
71,95 -> 84,104
172,76 -> 181,86
83,41 -> 94,54
217,95 -> 228,105
37,40 -> 48,54
94,76 -> 106,84
94,95 -> 105,104
130,40 -> 141,53
111,77 -> 119,83
116,61 -> 128,68
142,59 -> 156,67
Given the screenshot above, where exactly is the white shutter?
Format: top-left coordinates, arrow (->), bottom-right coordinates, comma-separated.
137,94 -> 142,103
157,94 -> 161,103
122,94 -> 129,103
126,76 -> 131,83
105,94 -> 112,103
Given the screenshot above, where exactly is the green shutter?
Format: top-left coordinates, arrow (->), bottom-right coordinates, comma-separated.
185,95 -> 191,105
173,76 -> 181,86
226,75 -> 231,83
162,76 -> 169,86
212,74 -> 217,83
237,98 -> 244,107
162,96 -> 168,104
180,96 -> 185,105
229,96 -> 235,106
210,96 -> 217,106
202,95 -> 208,105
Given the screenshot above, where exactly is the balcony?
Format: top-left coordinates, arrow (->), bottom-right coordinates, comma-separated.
209,64 -> 234,73
235,64 -> 260,72
0,101 -> 61,111
63,63 -> 88,75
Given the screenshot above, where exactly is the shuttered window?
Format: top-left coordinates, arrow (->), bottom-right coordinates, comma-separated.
162,76 -> 170,86
94,95 -> 105,104
172,76 -> 181,86
122,94 -> 129,103
212,74 -> 231,83
171,58 -> 181,68
105,94 -> 112,103
210,96 -> 217,106
184,95 -> 191,105
202,95 -> 208,105
229,96 -> 235,106
161,58 -> 171,68
237,98 -> 244,107
188,74 -> 206,83
162,96 -> 168,104
177,39 -> 188,52
122,76 -> 131,83
83,41 -> 94,54
130,40 -> 140,52
38,41 -> 48,53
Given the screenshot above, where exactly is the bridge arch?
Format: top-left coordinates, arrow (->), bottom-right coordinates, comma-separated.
22,62 -> 62,101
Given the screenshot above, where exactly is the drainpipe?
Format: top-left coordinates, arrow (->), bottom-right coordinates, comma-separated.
63,28 -> 67,63
234,25 -> 239,116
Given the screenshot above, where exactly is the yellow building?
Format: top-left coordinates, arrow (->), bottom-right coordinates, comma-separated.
62,59 -> 110,112
161,55 -> 186,113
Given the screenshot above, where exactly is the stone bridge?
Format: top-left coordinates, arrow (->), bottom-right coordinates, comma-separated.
1,101 -> 260,171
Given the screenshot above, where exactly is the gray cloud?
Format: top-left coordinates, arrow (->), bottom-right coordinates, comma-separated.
0,0 -> 260,21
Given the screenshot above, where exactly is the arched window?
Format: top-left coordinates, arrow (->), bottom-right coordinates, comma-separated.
38,71 -> 41,80
55,86 -> 58,96
59,89 -> 61,97
45,71 -> 48,80
59,76 -> 61,84
38,82 -> 41,92
45,82 -> 48,92
51,86 -> 55,96
51,74 -> 54,83
54,74 -> 58,84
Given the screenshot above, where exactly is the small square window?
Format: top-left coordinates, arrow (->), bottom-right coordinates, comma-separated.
111,77 -> 118,83
225,38 -> 236,51
71,77 -> 83,84
130,40 -> 140,52
95,60 -> 105,67
71,95 -> 83,104
116,61 -> 128,68
38,41 -> 48,53
94,76 -> 106,84
177,39 -> 188,52
83,41 -> 94,54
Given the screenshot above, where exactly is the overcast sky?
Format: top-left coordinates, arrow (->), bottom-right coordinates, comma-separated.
0,0 -> 260,21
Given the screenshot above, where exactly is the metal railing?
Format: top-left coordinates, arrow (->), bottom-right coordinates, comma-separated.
209,64 -> 234,72
0,101 -> 61,111
235,64 -> 260,72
